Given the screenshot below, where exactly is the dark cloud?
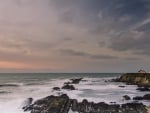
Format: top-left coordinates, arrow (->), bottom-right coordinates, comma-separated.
90,54 -> 118,60
63,37 -> 72,41
125,57 -> 141,61
82,0 -> 149,56
98,41 -> 106,47
113,0 -> 150,19
60,49 -> 89,57
109,35 -> 137,51
108,30 -> 150,56
59,49 -> 118,60
52,0 -> 150,24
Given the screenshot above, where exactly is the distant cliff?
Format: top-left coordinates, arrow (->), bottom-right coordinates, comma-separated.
117,73 -> 150,87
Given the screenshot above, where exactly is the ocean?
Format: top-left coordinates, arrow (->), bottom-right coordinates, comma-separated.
0,73 -> 149,113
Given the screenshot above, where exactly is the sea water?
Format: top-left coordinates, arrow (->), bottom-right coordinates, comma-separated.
0,73 -> 149,113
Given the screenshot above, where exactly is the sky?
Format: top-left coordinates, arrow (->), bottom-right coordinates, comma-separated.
0,0 -> 150,73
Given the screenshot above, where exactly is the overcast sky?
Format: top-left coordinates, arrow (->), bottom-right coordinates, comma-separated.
0,0 -> 150,73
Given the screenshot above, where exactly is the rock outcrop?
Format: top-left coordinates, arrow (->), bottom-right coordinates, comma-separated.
133,94 -> 150,100
123,95 -> 131,100
64,78 -> 83,85
70,78 -> 83,84
62,84 -> 76,90
133,96 -> 143,100
136,87 -> 150,91
53,87 -> 61,91
23,94 -> 148,113
143,94 -> 150,100
116,73 -> 150,87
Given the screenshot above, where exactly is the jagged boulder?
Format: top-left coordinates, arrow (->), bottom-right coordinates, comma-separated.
24,94 -> 71,113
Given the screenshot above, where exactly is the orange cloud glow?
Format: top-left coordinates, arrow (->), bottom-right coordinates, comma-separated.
0,60 -> 33,69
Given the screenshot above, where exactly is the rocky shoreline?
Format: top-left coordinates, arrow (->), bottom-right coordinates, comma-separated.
23,94 -> 147,113
22,74 -> 150,113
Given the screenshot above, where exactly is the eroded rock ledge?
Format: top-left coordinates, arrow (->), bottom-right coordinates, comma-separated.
116,73 -> 150,87
23,94 -> 148,113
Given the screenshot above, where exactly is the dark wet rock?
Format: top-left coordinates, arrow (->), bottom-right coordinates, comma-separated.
64,78 -> 83,85
119,85 -> 126,88
121,103 -> 147,113
133,94 -> 150,100
71,99 -> 78,111
123,95 -> 131,100
62,84 -> 75,90
143,94 -> 150,100
64,82 -> 71,85
24,94 -> 148,113
70,78 -> 83,84
23,105 -> 33,112
76,101 -> 147,113
110,102 -> 117,104
112,78 -> 120,82
104,80 -> 108,82
24,94 -> 71,113
53,87 -> 61,91
136,87 -> 150,91
133,96 -> 143,100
